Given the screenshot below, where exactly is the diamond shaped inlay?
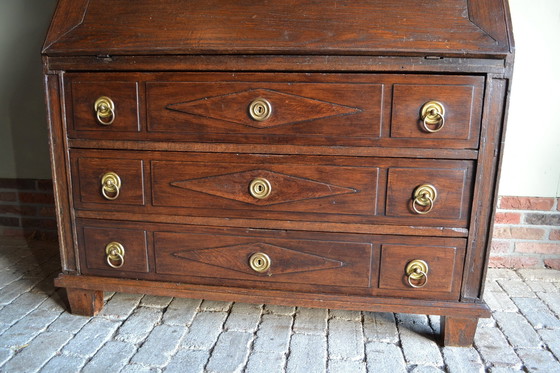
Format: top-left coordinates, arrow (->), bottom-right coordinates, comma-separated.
166,88 -> 362,128
172,242 -> 345,276
171,169 -> 357,206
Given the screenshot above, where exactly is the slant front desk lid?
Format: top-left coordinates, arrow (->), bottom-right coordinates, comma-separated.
43,0 -> 513,58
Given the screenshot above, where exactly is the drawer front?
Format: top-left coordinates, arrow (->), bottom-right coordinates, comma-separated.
70,81 -> 140,132
70,150 -> 474,228
65,73 -> 483,149
151,159 -> 379,217
72,156 -> 145,207
154,231 -> 374,289
78,225 -> 149,276
146,79 -> 382,140
75,219 -> 466,299
386,166 -> 473,220
377,242 -> 466,299
391,80 -> 483,142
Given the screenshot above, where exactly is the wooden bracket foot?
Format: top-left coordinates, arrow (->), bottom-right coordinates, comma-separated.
65,288 -> 104,316
442,316 -> 479,347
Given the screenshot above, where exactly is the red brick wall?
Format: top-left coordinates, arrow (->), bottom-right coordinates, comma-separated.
0,179 -> 57,241
490,196 -> 560,270
1,178 -> 559,269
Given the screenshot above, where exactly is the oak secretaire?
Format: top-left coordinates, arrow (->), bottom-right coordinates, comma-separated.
42,0 -> 514,346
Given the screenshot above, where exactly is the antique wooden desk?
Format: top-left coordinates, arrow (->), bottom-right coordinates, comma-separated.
43,0 -> 514,346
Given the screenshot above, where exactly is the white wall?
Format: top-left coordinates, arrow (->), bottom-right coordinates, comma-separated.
499,0 -> 560,197
0,1 -> 558,197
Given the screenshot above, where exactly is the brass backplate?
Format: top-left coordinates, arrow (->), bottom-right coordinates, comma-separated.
249,98 -> 272,121
249,252 -> 271,273
105,241 -> 125,259
406,259 -> 429,280
420,100 -> 445,125
249,178 -> 272,199
94,96 -> 115,117
413,184 -> 437,207
101,172 -> 121,189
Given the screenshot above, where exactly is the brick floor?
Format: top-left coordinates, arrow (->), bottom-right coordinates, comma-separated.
0,237 -> 559,372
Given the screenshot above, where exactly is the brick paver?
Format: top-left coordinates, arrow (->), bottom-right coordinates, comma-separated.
0,237 -> 559,372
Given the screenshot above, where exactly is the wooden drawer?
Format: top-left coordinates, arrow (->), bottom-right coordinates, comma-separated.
78,225 -> 149,276
65,73 -> 483,149
377,241 -> 466,300
70,149 -> 474,228
74,219 -> 465,299
146,77 -> 382,140
154,230 -> 374,290
386,166 -> 472,220
72,156 -> 145,208
69,80 -> 140,132
151,158 -> 378,217
391,80 -> 483,143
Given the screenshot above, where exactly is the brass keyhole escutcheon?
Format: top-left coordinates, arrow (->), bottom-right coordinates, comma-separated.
412,184 -> 437,215
420,101 -> 445,133
249,178 -> 272,199
94,96 -> 116,125
249,252 -> 271,273
101,172 -> 121,200
249,98 -> 272,121
105,241 -> 125,269
405,259 -> 429,288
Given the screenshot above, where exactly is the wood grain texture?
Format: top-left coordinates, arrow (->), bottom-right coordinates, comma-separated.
69,148 -> 474,228
42,0 -> 90,53
468,0 -> 511,49
70,81 -> 140,132
154,230 -> 373,289
442,316 -> 480,347
72,157 -> 145,207
73,218 -> 473,297
79,226 -> 149,274
65,72 -> 484,150
378,243 -> 465,300
43,0 -> 513,347
45,55 -> 508,74
65,287 -> 103,316
55,273 -> 491,319
44,73 -> 78,273
42,0 -> 511,58
462,77 -> 509,301
75,210 -> 469,238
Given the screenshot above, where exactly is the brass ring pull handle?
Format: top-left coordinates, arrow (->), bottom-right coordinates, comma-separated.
412,184 -> 437,215
105,241 -> 125,269
249,98 -> 272,121
420,101 -> 445,133
249,252 -> 271,273
94,96 -> 116,126
406,259 -> 429,288
249,178 -> 272,199
101,172 -> 121,200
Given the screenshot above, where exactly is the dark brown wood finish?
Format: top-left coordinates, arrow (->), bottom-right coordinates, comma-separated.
70,81 -> 139,132
64,73 -> 484,149
80,226 -> 149,274
42,0 -> 511,58
55,273 -> 491,319
44,0 -> 514,346
69,149 -> 474,228
442,316 -> 480,347
378,244 -> 465,300
44,73 -> 78,273
65,287 -> 103,316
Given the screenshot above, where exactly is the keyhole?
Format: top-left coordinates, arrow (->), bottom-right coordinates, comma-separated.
256,105 -> 264,115
257,184 -> 263,192
256,258 -> 263,266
